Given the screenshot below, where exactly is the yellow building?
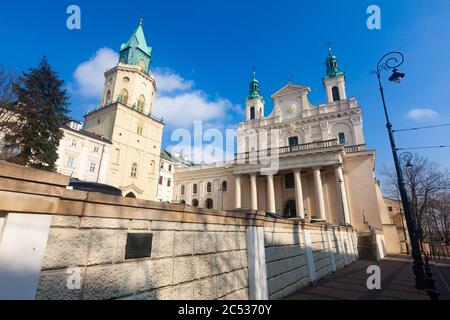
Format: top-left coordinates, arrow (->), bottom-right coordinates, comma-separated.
84,20 -> 164,199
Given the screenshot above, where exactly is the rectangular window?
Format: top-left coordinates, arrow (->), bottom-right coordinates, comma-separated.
66,156 -> 74,168
71,140 -> 77,148
288,137 -> 299,147
160,162 -> 164,170
93,146 -> 100,154
167,179 -> 171,187
388,206 -> 393,212
89,162 -> 96,173
168,165 -> 172,172
338,132 -> 346,144
285,173 -> 295,189
159,176 -> 163,185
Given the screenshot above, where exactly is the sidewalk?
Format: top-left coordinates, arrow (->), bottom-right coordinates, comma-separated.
285,255 -> 449,300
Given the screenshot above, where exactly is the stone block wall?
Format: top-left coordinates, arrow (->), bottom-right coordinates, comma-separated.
36,216 -> 248,300
264,221 -> 358,300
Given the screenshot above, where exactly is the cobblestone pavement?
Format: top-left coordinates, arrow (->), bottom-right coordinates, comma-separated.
285,255 -> 449,300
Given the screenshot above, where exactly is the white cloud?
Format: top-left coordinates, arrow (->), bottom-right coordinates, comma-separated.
152,68 -> 194,93
73,48 -> 118,98
406,108 -> 439,120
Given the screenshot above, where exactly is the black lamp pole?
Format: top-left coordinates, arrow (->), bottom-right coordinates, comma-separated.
372,52 -> 428,290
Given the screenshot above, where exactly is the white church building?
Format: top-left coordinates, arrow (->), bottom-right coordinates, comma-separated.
174,48 -> 401,256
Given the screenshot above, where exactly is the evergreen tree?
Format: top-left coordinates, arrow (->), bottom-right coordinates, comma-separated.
4,57 -> 69,171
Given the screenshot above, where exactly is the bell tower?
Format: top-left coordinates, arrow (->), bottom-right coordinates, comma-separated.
245,71 -> 265,121
322,47 -> 347,103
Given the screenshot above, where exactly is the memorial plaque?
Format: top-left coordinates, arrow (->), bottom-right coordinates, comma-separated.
125,233 -> 153,260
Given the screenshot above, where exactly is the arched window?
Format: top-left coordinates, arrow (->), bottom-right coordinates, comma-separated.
221,181 -> 227,192
207,182 -> 212,193
131,162 -> 138,177
283,200 -> 296,217
250,106 -> 255,120
137,95 -> 145,112
114,148 -> 120,164
192,199 -> 199,207
118,89 -> 129,105
125,192 -> 137,198
137,121 -> 144,135
205,198 -> 213,209
332,86 -> 340,102
180,200 -> 186,205
104,90 -> 111,106
181,185 -> 185,196
338,132 -> 346,144
193,184 -> 198,195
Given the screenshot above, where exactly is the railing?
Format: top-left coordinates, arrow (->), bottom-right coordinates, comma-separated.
235,139 -> 339,161
344,144 -> 367,154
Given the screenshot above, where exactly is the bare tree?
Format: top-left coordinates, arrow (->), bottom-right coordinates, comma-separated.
380,155 -> 450,244
428,193 -> 450,244
0,66 -> 17,131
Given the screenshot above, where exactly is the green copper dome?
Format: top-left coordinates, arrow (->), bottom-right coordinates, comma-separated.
247,71 -> 263,100
119,19 -> 152,74
324,47 -> 344,79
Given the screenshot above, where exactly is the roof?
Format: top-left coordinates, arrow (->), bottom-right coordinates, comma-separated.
120,23 -> 152,56
61,125 -> 113,144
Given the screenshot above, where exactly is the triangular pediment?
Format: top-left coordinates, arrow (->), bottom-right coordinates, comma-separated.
271,83 -> 310,98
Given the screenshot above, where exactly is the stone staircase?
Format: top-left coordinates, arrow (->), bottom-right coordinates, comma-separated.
358,232 -> 377,260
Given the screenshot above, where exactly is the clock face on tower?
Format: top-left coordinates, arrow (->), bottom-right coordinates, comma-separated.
281,100 -> 299,120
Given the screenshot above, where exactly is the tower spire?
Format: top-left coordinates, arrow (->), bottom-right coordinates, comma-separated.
323,45 -> 344,79
248,68 -> 262,100
119,20 -> 153,73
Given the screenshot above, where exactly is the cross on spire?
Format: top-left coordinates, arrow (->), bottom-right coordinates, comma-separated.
326,41 -> 332,55
140,16 -> 143,25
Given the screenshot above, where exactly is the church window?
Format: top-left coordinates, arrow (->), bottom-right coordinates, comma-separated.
181,185 -> 185,196
93,146 -> 99,154
338,132 -> 346,144
105,90 -> 111,106
131,162 -> 138,178
207,182 -> 212,193
205,198 -> 213,209
167,179 -> 171,187
193,184 -> 198,195
137,95 -> 146,112
192,199 -> 199,207
288,136 -> 299,147
137,122 -> 144,135
250,106 -> 255,120
221,181 -> 228,192
119,89 -> 129,105
159,176 -> 163,185
332,86 -> 340,102
123,77 -> 130,83
285,173 -> 295,189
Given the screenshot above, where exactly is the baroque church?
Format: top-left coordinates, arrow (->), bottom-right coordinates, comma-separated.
174,49 -> 401,256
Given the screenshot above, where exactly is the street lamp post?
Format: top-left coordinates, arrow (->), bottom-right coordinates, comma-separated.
371,52 -> 428,290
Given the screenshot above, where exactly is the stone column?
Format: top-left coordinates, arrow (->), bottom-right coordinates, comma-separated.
335,165 -> 351,225
313,168 -> 326,221
250,174 -> 258,211
235,175 -> 241,209
294,170 -> 305,219
266,174 -> 275,214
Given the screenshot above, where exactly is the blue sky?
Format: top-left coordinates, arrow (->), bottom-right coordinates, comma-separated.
0,0 -> 449,176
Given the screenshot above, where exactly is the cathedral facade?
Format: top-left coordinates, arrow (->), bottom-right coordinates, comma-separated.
174,49 -> 401,256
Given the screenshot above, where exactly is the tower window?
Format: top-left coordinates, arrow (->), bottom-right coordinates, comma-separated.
338,132 -> 346,144
119,89 -> 129,105
332,86 -> 340,102
250,106 -> 255,120
167,179 -> 171,187
105,90 -> 111,106
131,162 -> 138,178
137,122 -> 144,135
137,95 -> 146,113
